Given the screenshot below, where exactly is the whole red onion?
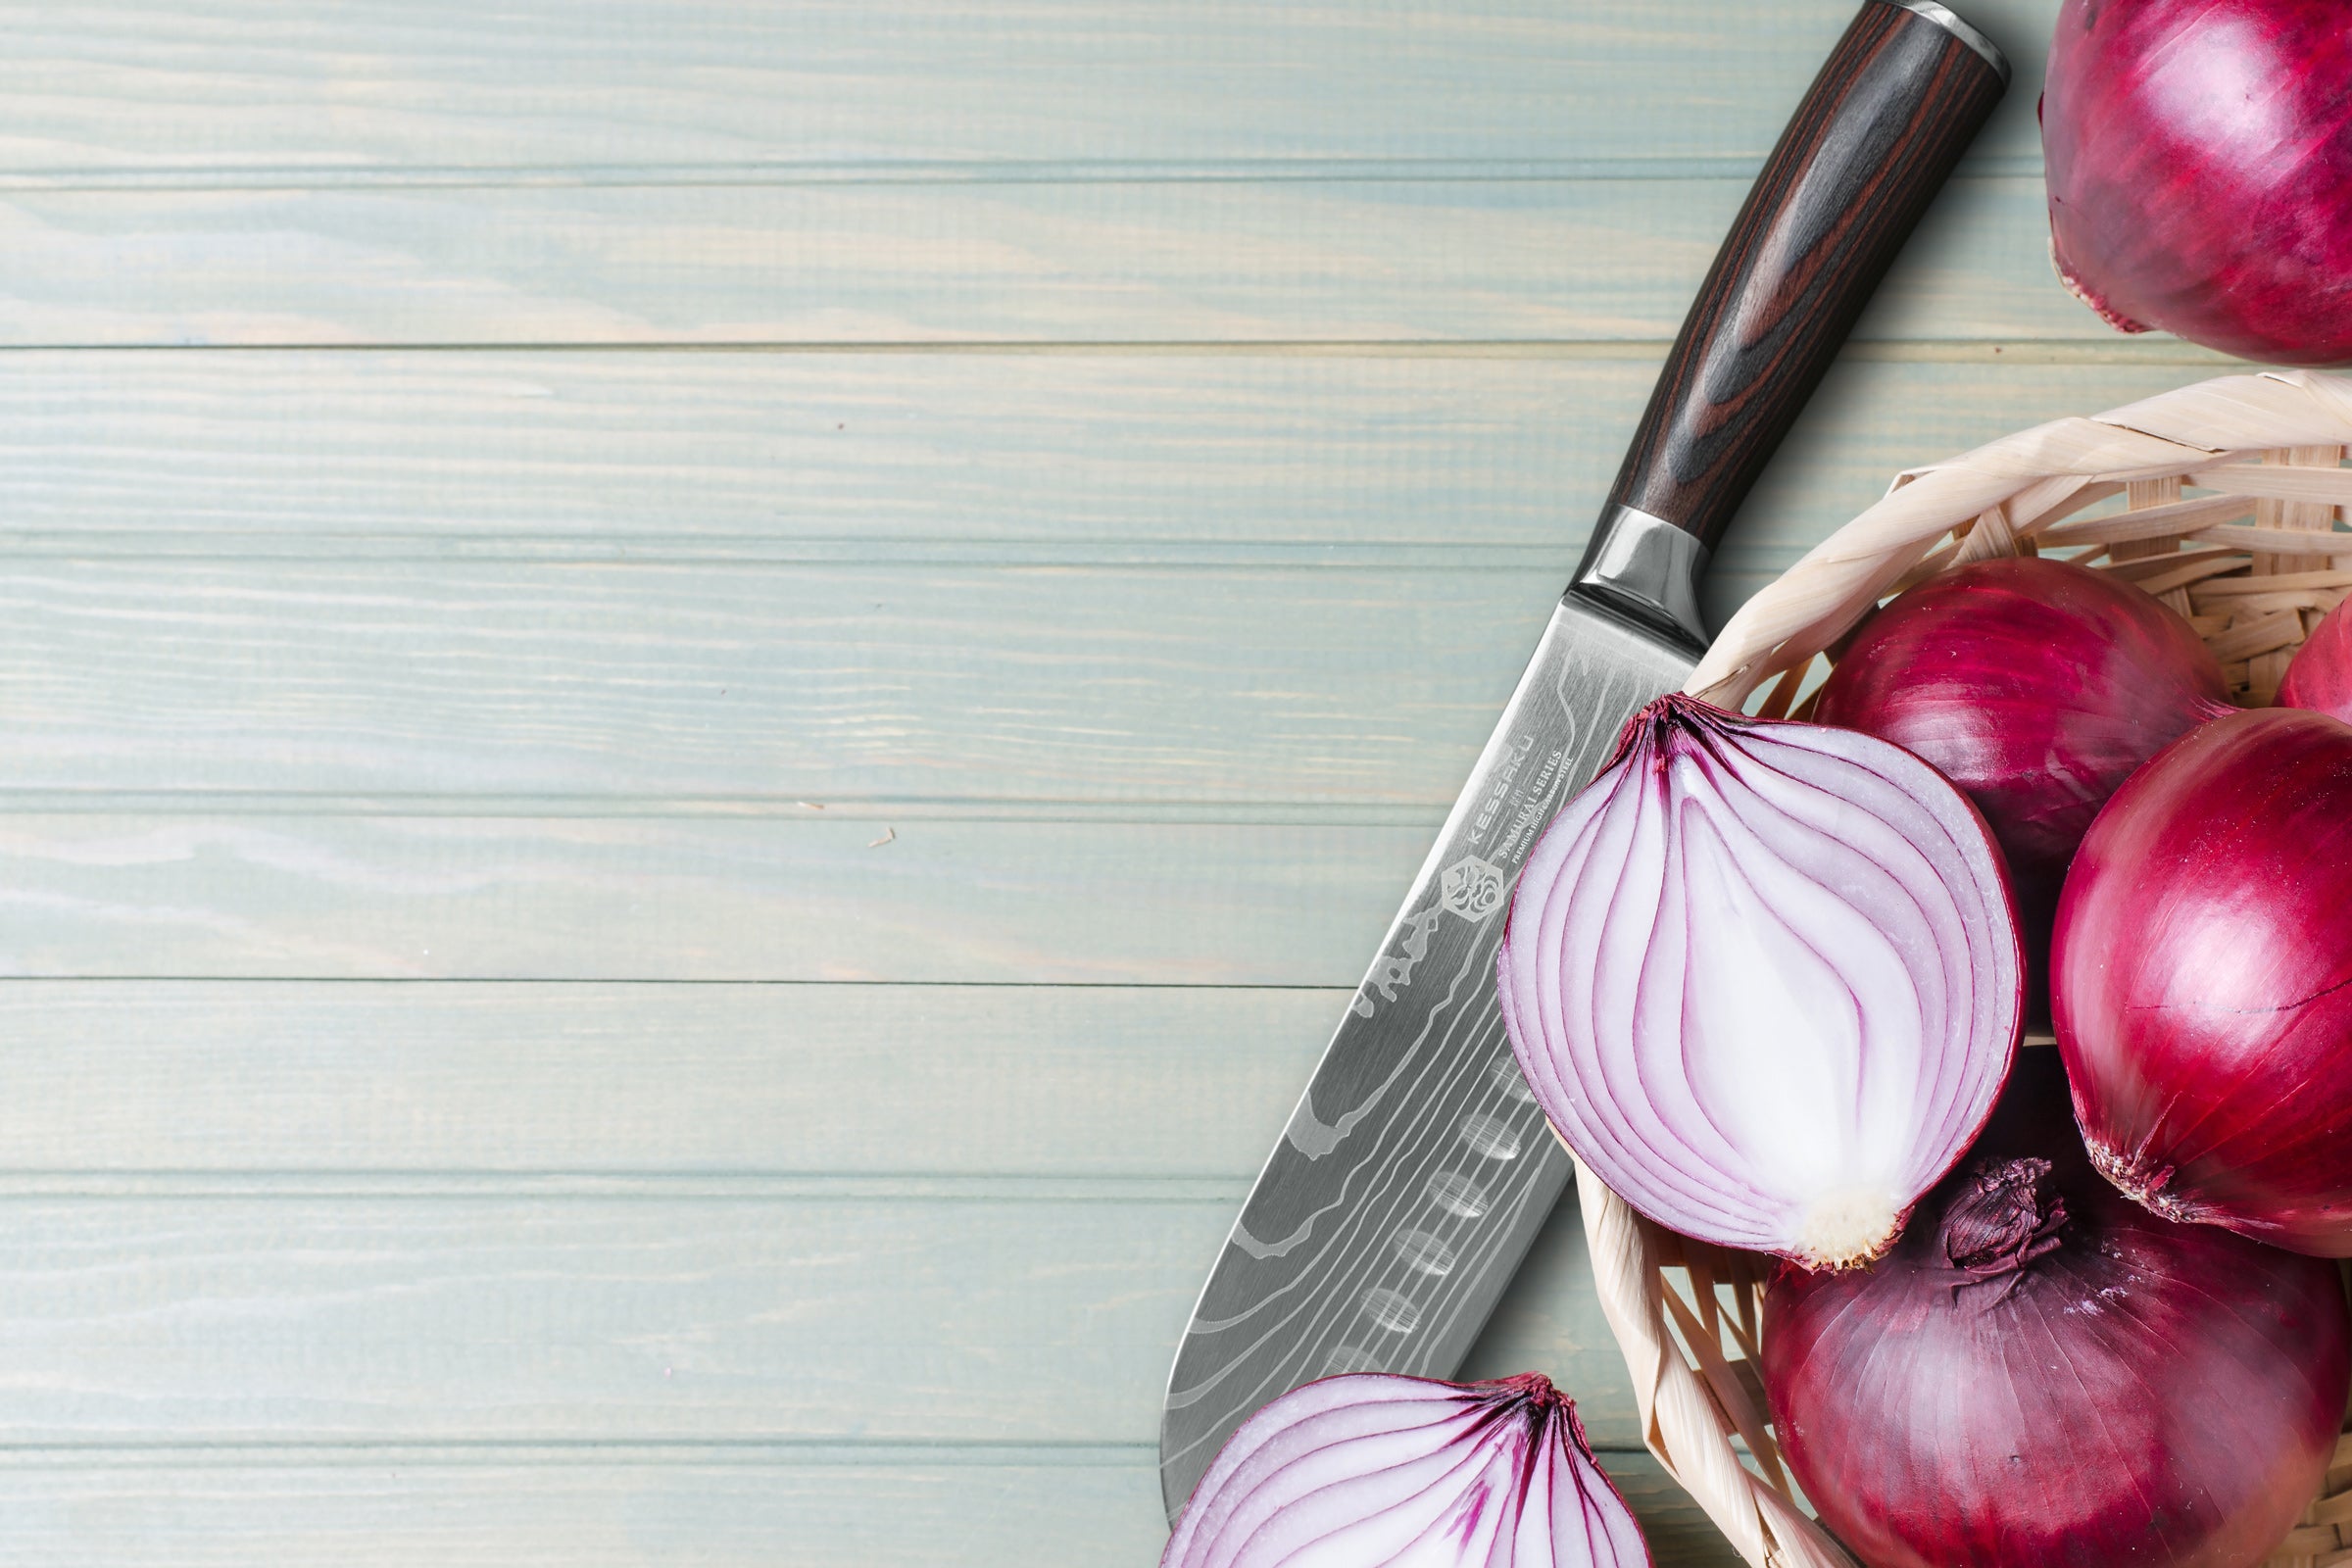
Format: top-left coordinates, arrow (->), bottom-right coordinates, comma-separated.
2043,0 -> 2352,365
1814,556 -> 2228,1010
2056,706 -> 2352,1253
2278,595 -> 2352,719
1764,1051 -> 2351,1568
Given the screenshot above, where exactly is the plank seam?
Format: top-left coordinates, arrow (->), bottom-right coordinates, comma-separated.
0,341 -> 2250,366
0,154 -> 2048,192
0,1172 -> 1259,1201
0,1438 -> 1658,1466
0,792 -> 1456,822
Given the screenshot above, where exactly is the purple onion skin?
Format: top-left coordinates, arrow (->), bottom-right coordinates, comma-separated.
1815,557 -> 2229,1012
2043,0 -> 2352,366
1764,1052 -> 2351,1568
2056,706 -> 2352,1254
2278,594 -> 2352,720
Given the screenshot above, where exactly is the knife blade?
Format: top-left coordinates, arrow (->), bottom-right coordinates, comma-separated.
1160,0 -> 2009,1520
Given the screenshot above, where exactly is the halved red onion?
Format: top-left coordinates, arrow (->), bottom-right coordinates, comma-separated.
1162,1372 -> 1648,1568
1498,695 -> 2023,1269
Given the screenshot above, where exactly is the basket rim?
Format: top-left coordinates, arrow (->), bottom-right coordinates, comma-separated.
1689,368 -> 2352,707
1578,366 -> 2352,1568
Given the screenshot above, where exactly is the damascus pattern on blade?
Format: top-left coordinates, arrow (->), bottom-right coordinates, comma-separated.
1158,596 -> 1697,1518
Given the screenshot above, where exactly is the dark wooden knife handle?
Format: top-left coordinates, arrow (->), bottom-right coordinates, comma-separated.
1604,0 -> 2005,554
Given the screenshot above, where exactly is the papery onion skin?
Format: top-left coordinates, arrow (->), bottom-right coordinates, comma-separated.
2042,0 -> 2352,366
1498,694 -> 2022,1271
2278,595 -> 2352,721
1764,1050 -> 2351,1568
1161,1371 -> 1650,1568
2055,706 -> 2352,1254
1814,556 -> 2230,1012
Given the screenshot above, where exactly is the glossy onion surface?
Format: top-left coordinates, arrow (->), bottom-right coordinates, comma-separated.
2056,706 -> 2352,1253
1815,556 -> 2229,1010
1765,1052 -> 2351,1568
2043,0 -> 2352,365
1498,695 -> 2021,1270
2278,595 -> 2352,721
1162,1372 -> 1649,1568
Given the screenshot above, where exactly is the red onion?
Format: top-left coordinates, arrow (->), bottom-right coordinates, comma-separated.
2278,595 -> 2352,720
2056,705 -> 2352,1254
1497,694 -> 2021,1270
1160,1371 -> 1649,1568
2043,0 -> 2352,365
1814,556 -> 2230,1010
1764,1050 -> 2351,1568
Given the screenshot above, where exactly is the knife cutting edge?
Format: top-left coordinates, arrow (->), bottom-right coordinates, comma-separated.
1159,0 -> 2009,1522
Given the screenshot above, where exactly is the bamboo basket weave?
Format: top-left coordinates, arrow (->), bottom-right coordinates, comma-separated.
1577,368 -> 2352,1568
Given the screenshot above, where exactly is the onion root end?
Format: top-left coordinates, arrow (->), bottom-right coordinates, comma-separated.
2049,231 -> 2152,335
1793,1187 -> 1902,1271
2085,1136 -> 2198,1224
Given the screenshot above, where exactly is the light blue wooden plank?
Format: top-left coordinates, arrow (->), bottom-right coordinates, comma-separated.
0,1447 -> 1736,1566
0,350 -> 1647,548
0,815 -> 1425,983
0,2 -> 2056,175
0,808 -> 1439,982
0,559 -> 1566,802
0,1194 -> 1640,1446
0,982 -> 1333,1177
0,173 -> 2109,347
0,352 -> 2230,556
0,1190 -> 1657,1449
0,372 -> 2238,803
0,363 -> 2242,809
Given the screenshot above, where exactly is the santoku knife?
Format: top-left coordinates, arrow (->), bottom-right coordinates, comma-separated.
1160,0 -> 2009,1520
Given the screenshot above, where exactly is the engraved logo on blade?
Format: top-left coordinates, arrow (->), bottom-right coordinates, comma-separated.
1439,856 -> 1506,922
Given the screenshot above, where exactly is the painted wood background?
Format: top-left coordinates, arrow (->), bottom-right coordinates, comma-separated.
0,1 -> 2242,1561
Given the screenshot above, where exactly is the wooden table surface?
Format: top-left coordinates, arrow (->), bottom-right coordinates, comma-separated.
0,2 -> 2244,1561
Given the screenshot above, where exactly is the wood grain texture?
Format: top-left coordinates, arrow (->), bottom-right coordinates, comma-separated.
0,1 -> 2055,175
0,982 -> 1335,1175
0,559 -> 1565,802
0,815 -> 1425,983
0,174 -> 2117,347
0,350 -> 1638,549
0,1192 -> 1635,1447
0,1450 -> 1737,1567
0,352 -> 2227,559
0,357 -> 2244,803
0,1196 -> 1214,1446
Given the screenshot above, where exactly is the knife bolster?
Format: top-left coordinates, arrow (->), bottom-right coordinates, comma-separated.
1570,503 -> 1711,656
1885,0 -> 2009,82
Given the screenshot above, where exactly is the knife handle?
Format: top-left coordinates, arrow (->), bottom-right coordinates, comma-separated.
1574,0 -> 2006,649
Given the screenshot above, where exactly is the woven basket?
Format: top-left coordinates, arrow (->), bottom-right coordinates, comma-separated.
1577,368 -> 2352,1568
